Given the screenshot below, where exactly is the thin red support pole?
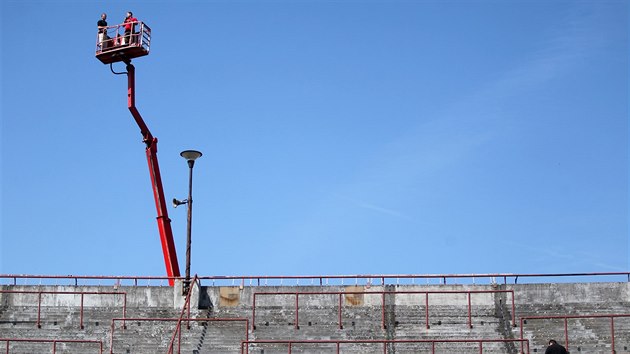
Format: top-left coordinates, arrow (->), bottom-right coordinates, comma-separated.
5,340 -> 9,354
383,342 -> 387,354
338,294 -> 343,329
478,341 -> 482,354
252,294 -> 256,330
381,293 -> 385,329
37,292 -> 42,328
611,317 -> 615,354
431,341 -> 435,354
122,294 -> 127,329
245,320 -> 249,354
295,293 -> 299,330
109,319 -> 115,354
510,290 -> 516,326
526,338 -> 530,354
80,294 -> 85,329
519,318 -> 524,354
178,322 -> 182,354
425,293 -> 430,329
52,341 -> 56,354
564,318 -> 569,352
288,342 -> 292,354
467,292 -> 472,328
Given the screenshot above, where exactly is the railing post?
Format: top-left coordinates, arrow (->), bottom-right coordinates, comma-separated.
467,292 -> 472,328
610,316 -> 615,354
564,318 -> 569,352
338,293 -> 343,329
511,291 -> 516,327
252,294 -> 257,330
479,341 -> 483,354
520,318 -> 524,354
295,293 -> 299,329
37,292 -> 42,328
425,293 -> 430,329
80,293 -> 85,329
109,319 -> 115,354
245,320 -> 249,354
122,293 -> 127,329
381,293 -> 386,329
526,338 -> 530,354
52,340 -> 56,354
178,320 -> 182,354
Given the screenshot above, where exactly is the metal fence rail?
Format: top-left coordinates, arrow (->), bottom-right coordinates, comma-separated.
252,289 -> 516,331
2,272 -> 628,287
0,290 -> 126,329
0,338 -> 103,354
240,338 -> 531,354
519,313 -> 630,354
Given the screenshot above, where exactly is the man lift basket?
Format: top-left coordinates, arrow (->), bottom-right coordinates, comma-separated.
95,20 -> 151,64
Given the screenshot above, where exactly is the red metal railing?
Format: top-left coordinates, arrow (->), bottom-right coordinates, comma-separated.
2,272 -> 628,286
252,289 -> 515,331
240,338 -> 530,354
0,275 -> 179,286
95,21 -> 150,54
0,338 -> 103,354
519,314 -> 630,354
108,317 -> 249,354
166,275 -> 198,354
0,290 -> 126,329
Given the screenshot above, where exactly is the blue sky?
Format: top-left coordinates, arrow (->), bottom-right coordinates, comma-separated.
1,0 -> 627,280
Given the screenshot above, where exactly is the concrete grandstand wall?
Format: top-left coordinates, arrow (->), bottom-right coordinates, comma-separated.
0,276 -> 629,353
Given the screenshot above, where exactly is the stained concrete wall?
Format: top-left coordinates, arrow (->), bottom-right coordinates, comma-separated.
1,281 -> 629,353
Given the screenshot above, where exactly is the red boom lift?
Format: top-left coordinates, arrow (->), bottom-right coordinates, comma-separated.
96,21 -> 180,286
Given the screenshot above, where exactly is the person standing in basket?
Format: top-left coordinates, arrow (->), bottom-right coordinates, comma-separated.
97,13 -> 108,50
123,11 -> 137,45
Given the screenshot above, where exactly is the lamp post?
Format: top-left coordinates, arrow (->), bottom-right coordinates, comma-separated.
173,150 -> 202,295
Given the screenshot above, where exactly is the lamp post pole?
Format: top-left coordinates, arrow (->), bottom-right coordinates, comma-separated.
179,150 -> 202,295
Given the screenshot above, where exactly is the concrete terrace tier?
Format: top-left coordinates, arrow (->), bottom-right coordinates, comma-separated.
0,280 -> 629,353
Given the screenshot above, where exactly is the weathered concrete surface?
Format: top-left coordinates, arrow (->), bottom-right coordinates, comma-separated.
1,281 -> 628,353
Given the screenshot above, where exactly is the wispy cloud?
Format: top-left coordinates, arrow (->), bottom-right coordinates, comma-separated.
335,194 -> 413,221
500,240 -> 627,272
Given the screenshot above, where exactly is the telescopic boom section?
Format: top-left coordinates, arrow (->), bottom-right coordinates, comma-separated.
126,63 -> 180,286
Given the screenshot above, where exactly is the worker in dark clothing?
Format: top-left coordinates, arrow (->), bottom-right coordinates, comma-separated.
545,339 -> 568,354
97,13 -> 109,50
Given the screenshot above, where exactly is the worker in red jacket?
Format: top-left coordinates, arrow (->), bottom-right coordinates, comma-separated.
123,11 -> 137,45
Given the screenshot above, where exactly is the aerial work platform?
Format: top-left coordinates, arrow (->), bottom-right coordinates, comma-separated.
95,21 -> 151,64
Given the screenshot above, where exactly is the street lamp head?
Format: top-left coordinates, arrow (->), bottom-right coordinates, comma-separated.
180,150 -> 202,168
180,150 -> 202,161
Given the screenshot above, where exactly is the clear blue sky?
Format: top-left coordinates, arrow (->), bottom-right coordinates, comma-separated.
1,0 -> 627,279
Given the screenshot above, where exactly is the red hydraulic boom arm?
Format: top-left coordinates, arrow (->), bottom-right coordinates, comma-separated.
125,62 -> 180,286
